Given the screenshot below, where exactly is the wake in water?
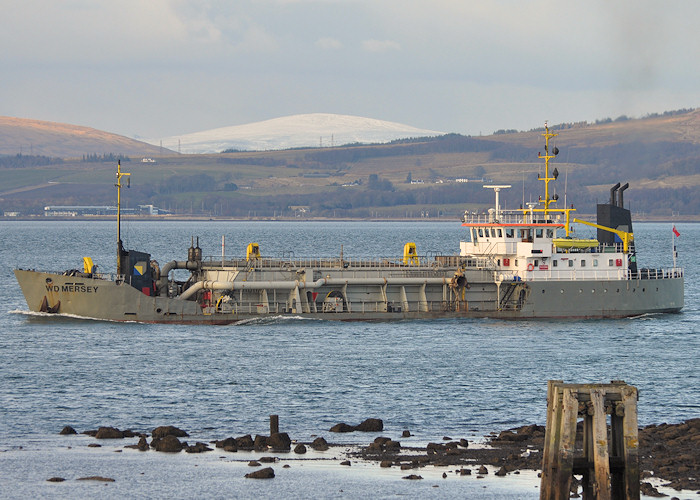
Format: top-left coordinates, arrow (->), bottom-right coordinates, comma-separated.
232,314 -> 324,326
8,309 -> 138,323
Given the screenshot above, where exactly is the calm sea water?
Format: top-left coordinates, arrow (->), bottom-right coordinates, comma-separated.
0,220 -> 697,498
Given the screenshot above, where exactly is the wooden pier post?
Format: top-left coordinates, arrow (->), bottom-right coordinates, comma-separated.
270,414 -> 279,435
540,381 -> 639,500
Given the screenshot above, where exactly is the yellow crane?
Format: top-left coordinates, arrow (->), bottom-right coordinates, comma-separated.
572,218 -> 634,253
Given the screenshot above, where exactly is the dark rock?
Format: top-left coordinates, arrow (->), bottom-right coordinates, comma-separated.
366,442 -> 383,452
269,432 -> 291,451
374,436 -> 392,446
495,430 -> 528,442
77,476 -> 115,482
459,438 -> 469,448
442,472 -> 447,478
152,435 -> 183,452
215,437 -> 237,452
459,468 -> 471,476
185,442 -> 213,453
283,464 -> 290,468
380,460 -> 392,468
385,440 -> 401,451
59,426 -> 77,435
95,427 -> 124,439
426,442 -> 446,454
122,430 -> 138,438
355,418 -> 383,432
151,426 -> 189,439
254,435 -> 269,451
478,465 -> 488,475
340,460 -> 351,466
235,435 -> 254,450
245,467 -> 275,479
402,430 -> 411,438
310,437 -> 329,451
402,474 -> 423,480
47,477 -> 66,482
330,423 -> 355,433
442,436 -> 451,441
259,456 -> 277,463
136,436 -> 149,451
87,443 -> 101,448
248,460 -> 261,466
82,430 -> 98,437
495,466 -> 508,476
294,443 -> 307,454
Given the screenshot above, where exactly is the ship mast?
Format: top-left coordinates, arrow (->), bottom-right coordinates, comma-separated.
115,160 -> 130,276
537,122 -> 558,219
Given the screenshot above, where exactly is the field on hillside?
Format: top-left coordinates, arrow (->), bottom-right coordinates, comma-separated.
2,110 -> 700,218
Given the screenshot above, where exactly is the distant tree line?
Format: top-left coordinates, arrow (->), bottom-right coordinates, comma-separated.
82,153 -> 131,163
0,154 -> 63,168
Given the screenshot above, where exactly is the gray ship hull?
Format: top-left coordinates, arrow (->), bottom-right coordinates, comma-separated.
14,267 -> 684,323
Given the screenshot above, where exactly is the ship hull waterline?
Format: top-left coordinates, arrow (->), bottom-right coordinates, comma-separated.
15,269 -> 684,324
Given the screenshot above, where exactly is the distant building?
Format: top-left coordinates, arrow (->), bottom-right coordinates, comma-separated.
141,158 -> 156,163
44,205 -> 169,216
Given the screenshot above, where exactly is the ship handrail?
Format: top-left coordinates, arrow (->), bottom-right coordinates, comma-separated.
199,254 -> 494,270
517,267 -> 684,282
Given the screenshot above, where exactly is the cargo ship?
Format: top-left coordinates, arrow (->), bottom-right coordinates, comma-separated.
14,124 -> 684,323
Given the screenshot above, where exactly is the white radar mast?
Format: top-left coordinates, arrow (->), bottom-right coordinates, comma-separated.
483,185 -> 511,221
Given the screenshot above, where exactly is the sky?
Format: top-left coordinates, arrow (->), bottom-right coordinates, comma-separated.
3,0 -> 700,140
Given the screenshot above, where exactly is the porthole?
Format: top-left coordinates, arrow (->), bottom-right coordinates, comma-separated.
642,288 -> 646,292
617,289 -> 620,293
603,289 -> 608,293
591,289 -> 595,293
579,289 -> 583,293
560,289 -> 564,294
156,308 -> 163,313
542,289 -> 545,294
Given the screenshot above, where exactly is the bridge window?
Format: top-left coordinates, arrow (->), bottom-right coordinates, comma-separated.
552,260 -> 558,267
568,260 -> 574,267
546,228 -> 554,238
593,259 -> 598,267
478,228 -> 483,238
536,228 -> 543,238
497,228 -> 502,237
581,260 -> 586,267
506,228 -> 514,238
609,259 -> 614,266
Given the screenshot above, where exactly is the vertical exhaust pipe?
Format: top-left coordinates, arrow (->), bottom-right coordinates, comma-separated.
618,183 -> 629,208
610,182 -> 621,205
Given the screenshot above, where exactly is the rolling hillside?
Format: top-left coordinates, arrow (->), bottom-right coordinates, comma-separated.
1,110 -> 699,218
0,116 -> 168,157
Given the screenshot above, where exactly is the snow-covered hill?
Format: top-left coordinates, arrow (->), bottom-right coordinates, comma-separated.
146,113 -> 445,153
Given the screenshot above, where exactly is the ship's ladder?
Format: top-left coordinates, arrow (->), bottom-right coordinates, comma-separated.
498,282 -> 527,311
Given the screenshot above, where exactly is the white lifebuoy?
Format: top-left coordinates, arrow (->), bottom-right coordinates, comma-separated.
527,263 -> 535,271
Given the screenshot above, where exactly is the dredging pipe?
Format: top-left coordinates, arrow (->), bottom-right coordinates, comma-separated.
176,276 -> 453,301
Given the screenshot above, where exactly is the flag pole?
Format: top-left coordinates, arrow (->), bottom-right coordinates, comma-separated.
672,225 -> 678,269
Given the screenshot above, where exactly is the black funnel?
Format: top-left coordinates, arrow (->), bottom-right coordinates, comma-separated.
609,182 -> 621,205
618,183 -> 629,208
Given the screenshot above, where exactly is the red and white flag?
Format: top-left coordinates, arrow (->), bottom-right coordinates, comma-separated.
673,226 -> 680,237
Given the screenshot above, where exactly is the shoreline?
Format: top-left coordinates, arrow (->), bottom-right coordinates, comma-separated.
2,215 -> 700,223
5,419 -> 696,498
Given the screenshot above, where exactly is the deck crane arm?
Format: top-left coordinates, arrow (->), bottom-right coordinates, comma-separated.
572,218 -> 634,253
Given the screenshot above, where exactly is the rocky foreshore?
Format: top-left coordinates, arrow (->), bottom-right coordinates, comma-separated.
54,418 -> 699,495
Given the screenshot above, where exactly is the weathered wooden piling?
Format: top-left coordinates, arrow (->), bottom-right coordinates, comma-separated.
540,380 -> 639,500
270,414 -> 279,435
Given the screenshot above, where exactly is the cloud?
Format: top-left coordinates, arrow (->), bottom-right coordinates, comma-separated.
315,37 -> 344,50
362,39 -> 401,53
